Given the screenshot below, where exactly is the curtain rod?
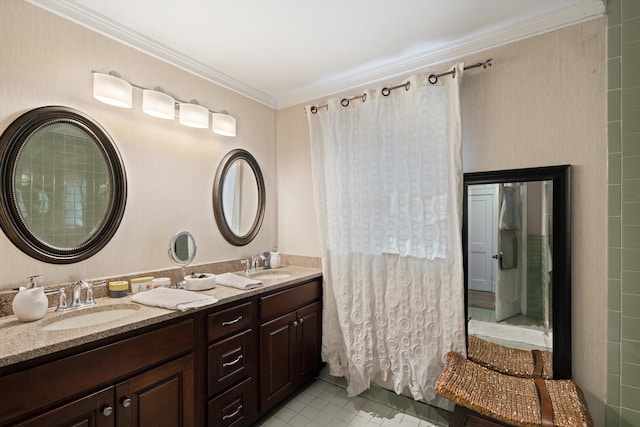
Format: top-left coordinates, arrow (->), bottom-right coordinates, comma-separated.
309,58 -> 492,114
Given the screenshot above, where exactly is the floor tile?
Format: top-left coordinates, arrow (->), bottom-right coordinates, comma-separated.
258,378 -> 441,426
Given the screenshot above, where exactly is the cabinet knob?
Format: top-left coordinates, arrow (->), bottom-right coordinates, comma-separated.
299,317 -> 304,324
293,320 -> 298,327
101,406 -> 113,417
121,397 -> 132,408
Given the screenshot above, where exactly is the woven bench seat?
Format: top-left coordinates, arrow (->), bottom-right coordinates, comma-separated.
468,335 -> 554,379
435,352 -> 593,427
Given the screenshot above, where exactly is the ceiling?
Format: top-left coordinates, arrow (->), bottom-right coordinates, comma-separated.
29,0 -> 605,109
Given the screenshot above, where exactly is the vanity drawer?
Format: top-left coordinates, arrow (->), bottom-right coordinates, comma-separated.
208,302 -> 253,342
207,377 -> 257,427
259,279 -> 321,320
208,329 -> 255,395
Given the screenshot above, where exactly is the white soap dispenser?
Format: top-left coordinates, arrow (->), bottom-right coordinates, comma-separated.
270,247 -> 281,269
12,275 -> 48,322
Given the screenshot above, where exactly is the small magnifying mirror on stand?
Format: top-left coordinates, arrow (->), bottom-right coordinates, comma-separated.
168,231 -> 197,288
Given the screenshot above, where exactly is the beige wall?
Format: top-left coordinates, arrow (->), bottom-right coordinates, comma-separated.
0,0 -> 277,290
277,18 -> 607,424
1,0 -> 607,423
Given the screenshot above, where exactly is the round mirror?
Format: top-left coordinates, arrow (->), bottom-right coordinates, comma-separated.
0,106 -> 127,263
213,149 -> 265,246
168,230 -> 197,266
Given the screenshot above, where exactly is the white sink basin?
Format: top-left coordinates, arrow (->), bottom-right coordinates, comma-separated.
41,305 -> 139,331
251,272 -> 291,281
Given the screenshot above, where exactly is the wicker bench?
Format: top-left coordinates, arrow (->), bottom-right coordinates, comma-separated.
467,335 -> 553,379
435,352 -> 593,427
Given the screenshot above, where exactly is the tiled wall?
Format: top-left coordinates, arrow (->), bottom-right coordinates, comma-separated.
607,0 -> 640,425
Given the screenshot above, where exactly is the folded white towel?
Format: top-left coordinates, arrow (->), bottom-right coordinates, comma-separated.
131,287 -> 218,311
216,272 -> 263,290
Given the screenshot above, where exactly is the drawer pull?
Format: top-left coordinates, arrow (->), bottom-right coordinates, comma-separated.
222,404 -> 243,420
121,397 -> 132,408
101,406 -> 113,417
221,316 -> 243,326
222,354 -> 244,367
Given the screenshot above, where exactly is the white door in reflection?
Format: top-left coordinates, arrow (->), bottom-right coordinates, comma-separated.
468,185 -> 496,294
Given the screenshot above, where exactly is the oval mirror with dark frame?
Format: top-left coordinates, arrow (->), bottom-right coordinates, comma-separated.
213,149 -> 265,246
463,165 -> 571,379
0,106 -> 127,264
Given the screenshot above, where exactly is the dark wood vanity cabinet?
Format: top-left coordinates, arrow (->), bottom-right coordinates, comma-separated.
0,319 -> 196,427
259,280 -> 322,413
13,387 -> 116,427
206,301 -> 258,427
0,276 -> 322,427
14,355 -> 195,427
114,354 -> 194,426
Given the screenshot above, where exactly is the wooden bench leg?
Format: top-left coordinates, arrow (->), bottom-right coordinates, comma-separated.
449,404 -> 511,427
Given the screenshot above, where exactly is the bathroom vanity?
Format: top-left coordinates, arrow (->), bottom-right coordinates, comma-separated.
0,266 -> 322,427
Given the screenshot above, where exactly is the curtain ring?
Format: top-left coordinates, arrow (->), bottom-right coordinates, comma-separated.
341,98 -> 350,107
310,106 -> 318,114
451,68 -> 457,79
428,74 -> 438,84
362,93 -> 367,102
404,81 -> 410,91
381,87 -> 390,96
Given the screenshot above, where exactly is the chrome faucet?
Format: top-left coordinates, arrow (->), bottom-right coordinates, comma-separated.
240,259 -> 251,275
55,288 -> 69,312
251,255 -> 262,272
72,280 -> 95,308
241,255 -> 265,275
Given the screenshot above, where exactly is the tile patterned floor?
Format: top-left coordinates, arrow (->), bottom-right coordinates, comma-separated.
256,379 -> 438,427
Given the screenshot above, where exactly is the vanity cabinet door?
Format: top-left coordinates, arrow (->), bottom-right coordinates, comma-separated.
115,354 -> 195,427
260,311 -> 298,411
14,387 -> 116,427
259,300 -> 322,413
258,279 -> 323,414
297,301 -> 322,381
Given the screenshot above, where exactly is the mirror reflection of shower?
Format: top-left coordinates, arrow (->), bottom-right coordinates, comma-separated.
467,180 -> 553,351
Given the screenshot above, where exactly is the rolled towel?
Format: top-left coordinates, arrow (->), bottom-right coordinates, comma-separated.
132,287 -> 218,311
216,272 -> 263,290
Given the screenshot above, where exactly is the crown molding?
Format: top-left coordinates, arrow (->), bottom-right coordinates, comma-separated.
277,1 -> 605,108
28,0 -> 604,110
27,0 -> 277,108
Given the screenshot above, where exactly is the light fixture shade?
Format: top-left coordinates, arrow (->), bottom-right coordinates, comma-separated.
93,72 -> 132,108
212,113 -> 237,137
142,89 -> 175,119
179,102 -> 209,128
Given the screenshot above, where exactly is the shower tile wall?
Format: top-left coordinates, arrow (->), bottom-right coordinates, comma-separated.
607,0 -> 640,425
526,236 -> 546,320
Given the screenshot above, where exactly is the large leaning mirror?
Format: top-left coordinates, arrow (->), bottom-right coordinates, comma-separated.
0,106 -> 127,264
463,165 -> 571,379
213,149 -> 265,246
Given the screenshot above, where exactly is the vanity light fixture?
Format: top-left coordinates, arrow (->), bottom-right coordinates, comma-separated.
91,70 -> 236,137
212,111 -> 237,137
142,87 -> 175,120
179,100 -> 209,128
93,71 -> 132,108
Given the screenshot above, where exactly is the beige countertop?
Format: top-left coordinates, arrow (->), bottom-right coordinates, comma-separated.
0,265 -> 321,369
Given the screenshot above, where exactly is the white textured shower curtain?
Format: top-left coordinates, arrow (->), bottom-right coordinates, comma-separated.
306,64 -> 466,402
